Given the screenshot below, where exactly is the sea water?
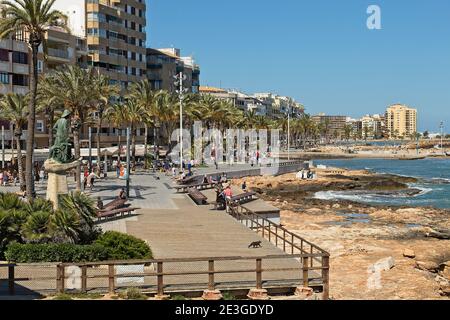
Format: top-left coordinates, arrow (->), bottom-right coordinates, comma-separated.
313,158 -> 450,208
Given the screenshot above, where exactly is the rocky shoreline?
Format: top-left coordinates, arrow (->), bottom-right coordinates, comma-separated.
232,167 -> 450,299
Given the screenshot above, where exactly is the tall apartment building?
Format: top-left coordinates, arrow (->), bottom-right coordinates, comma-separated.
0,27 -> 88,148
146,48 -> 200,93
385,104 -> 417,139
54,0 -> 147,89
312,114 -> 347,136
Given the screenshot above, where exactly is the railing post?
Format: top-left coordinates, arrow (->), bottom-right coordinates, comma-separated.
303,257 -> 309,287
57,264 -> 65,293
322,256 -> 330,300
256,259 -> 263,290
108,264 -> 115,294
283,230 -> 286,252
291,234 -> 294,254
208,260 -> 215,291
275,226 -> 278,247
8,265 -> 15,295
157,262 -> 164,297
81,265 -> 87,293
268,224 -> 271,242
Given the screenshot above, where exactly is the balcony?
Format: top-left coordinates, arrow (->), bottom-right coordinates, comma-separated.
47,48 -> 69,60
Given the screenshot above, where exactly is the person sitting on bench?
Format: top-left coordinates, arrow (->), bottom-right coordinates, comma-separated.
97,197 -> 104,210
118,188 -> 127,200
202,174 -> 209,184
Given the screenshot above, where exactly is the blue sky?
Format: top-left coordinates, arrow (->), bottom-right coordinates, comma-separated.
147,0 -> 450,132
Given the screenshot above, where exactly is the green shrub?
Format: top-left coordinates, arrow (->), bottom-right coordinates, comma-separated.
171,295 -> 187,300
222,292 -> 236,300
95,231 -> 152,260
5,243 -> 110,263
123,287 -> 147,300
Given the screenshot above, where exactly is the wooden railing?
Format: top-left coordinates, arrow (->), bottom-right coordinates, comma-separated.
51,254 -> 328,298
227,203 -> 330,298
0,264 -> 15,295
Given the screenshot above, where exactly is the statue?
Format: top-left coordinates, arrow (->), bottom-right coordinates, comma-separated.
49,110 -> 74,163
44,109 -> 80,210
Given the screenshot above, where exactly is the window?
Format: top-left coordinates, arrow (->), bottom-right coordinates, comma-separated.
87,28 -> 106,38
12,74 -> 28,86
0,72 -> 9,84
36,120 -> 44,133
130,21 -> 136,30
12,51 -> 28,64
0,49 -> 8,62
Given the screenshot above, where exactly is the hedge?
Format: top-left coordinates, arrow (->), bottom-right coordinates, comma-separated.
5,243 -> 110,263
94,231 -> 152,260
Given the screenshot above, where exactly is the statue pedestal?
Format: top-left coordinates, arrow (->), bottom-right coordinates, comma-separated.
44,159 -> 80,210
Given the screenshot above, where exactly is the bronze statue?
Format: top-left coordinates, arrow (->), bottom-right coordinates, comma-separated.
49,110 -> 74,163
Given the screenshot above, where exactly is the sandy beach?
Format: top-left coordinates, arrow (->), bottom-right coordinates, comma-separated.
232,167 -> 450,300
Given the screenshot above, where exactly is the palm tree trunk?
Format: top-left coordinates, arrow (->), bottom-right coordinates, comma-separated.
73,128 -> 81,191
48,108 -> 54,148
96,117 -> 102,175
25,42 -> 39,199
131,125 -> 136,172
143,124 -> 148,169
15,133 -> 25,191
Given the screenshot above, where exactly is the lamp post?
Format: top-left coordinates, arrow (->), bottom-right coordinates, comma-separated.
1,126 -> 4,169
126,126 -> 131,198
88,127 -> 92,172
440,121 -> 444,152
287,106 -> 291,160
174,72 -> 188,173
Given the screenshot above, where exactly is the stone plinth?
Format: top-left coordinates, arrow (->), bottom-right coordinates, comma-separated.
247,288 -> 269,300
44,158 -> 80,210
295,286 -> 314,299
202,290 -> 223,300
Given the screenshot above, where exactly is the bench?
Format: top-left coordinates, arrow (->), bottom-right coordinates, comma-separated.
229,192 -> 257,205
175,182 -> 220,193
188,188 -> 208,205
176,175 -> 197,185
101,198 -> 127,211
96,207 -> 140,221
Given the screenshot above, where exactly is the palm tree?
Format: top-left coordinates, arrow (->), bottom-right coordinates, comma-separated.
0,93 -> 28,190
128,80 -> 159,169
343,124 -> 353,142
40,66 -> 96,190
0,0 -> 68,199
120,98 -> 145,169
91,73 -> 119,174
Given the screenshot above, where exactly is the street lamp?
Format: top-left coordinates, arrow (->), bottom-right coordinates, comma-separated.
174,72 -> 188,173
440,121 -> 444,151
287,105 -> 290,160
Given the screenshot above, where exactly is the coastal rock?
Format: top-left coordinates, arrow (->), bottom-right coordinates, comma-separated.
440,266 -> 450,280
403,249 -> 416,259
306,208 -> 323,215
439,284 -> 450,296
332,203 -> 341,209
415,261 -> 439,273
368,257 -> 395,272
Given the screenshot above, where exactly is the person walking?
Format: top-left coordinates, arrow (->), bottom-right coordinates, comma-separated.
39,168 -> 45,184
223,185 -> 233,213
116,161 -> 121,178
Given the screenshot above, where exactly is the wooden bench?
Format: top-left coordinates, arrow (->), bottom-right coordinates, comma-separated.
101,198 -> 127,211
176,176 -> 197,185
188,188 -> 208,205
96,207 -> 140,221
229,192 -> 257,205
175,182 -> 220,193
